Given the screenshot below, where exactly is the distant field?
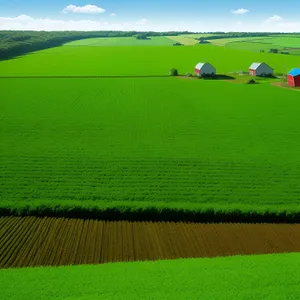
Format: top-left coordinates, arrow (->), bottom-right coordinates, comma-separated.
166,35 -> 198,45
65,36 -> 175,46
227,41 -> 300,55
208,36 -> 268,46
0,44 -> 299,76
1,253 -> 300,300
1,77 -> 300,216
183,33 -> 216,39
211,36 -> 300,55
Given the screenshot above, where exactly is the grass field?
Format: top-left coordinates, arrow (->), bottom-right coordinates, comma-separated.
166,35 -> 198,45
1,253 -> 300,300
227,41 -> 300,55
1,77 -> 300,217
0,44 -> 299,76
207,37 -> 268,46
210,36 -> 300,55
183,33 -> 217,39
65,36 -> 175,46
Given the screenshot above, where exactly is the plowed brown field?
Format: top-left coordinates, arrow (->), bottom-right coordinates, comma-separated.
1,216 -> 300,269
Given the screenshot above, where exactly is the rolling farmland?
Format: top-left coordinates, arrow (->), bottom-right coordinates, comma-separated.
1,216 -> 300,269
1,33 -> 300,299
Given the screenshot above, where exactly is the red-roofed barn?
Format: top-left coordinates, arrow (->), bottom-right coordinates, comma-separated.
288,68 -> 300,87
249,62 -> 273,77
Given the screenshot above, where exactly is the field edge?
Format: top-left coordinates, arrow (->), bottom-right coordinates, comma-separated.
1,201 -> 300,223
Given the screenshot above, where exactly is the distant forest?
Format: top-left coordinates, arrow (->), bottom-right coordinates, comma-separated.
0,31 -> 188,60
0,30 -> 296,60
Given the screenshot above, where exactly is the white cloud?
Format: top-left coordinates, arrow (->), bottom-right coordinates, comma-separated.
1,14 -> 300,32
0,15 -> 119,31
237,21 -> 243,25
110,13 -> 116,17
231,8 -> 249,15
0,15 -> 153,31
265,15 -> 283,23
136,18 -> 148,25
0,14 -> 34,22
62,4 -> 105,14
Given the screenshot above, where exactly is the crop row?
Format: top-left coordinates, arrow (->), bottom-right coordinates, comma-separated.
1,216 -> 300,269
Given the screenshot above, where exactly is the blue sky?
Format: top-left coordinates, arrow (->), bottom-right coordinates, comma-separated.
0,0 -> 300,31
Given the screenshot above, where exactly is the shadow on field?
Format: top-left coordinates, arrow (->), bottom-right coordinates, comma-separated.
0,51 -> 44,62
1,206 -> 300,223
201,74 -> 236,80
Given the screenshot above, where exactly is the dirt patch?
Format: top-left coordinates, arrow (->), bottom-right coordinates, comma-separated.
271,81 -> 300,91
1,216 -> 300,269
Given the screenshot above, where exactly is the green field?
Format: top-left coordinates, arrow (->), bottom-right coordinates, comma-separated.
211,36 -> 300,55
1,76 -> 300,216
166,35 -> 199,45
1,43 -> 300,218
0,44 -> 299,77
182,33 -> 217,39
65,36 -> 175,46
1,253 -> 300,300
207,37 -> 268,46
2,33 -> 300,300
1,35 -> 300,299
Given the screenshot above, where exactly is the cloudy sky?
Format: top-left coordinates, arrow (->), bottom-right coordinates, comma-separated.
0,0 -> 300,32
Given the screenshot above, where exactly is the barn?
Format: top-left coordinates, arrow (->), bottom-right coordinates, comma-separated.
195,62 -> 216,76
249,62 -> 273,77
288,68 -> 300,87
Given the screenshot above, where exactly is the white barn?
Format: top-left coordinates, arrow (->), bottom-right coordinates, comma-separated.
195,62 -> 216,76
249,62 -> 273,77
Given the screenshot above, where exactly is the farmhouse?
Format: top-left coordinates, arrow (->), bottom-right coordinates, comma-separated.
195,62 -> 216,76
288,68 -> 300,87
249,62 -> 273,77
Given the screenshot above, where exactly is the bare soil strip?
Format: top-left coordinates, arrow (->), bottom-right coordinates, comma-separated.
271,81 -> 300,91
1,216 -> 300,269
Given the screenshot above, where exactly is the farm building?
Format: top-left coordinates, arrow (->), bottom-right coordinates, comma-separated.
288,68 -> 300,87
195,62 -> 216,76
249,62 -> 273,77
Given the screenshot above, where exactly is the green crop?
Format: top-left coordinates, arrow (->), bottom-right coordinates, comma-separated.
1,253 -> 300,299
1,77 -> 300,216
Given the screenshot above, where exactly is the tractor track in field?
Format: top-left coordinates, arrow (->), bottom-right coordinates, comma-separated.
1,216 -> 300,269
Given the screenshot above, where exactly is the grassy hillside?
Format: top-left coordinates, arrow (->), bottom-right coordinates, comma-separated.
1,77 -> 300,217
1,253 -> 300,300
0,44 -> 298,76
65,36 -> 175,46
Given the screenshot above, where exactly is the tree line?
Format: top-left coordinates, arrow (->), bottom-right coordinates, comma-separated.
0,30 -> 193,60
1,31 -> 298,60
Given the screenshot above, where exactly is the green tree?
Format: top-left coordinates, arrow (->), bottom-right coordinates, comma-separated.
169,68 -> 178,76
